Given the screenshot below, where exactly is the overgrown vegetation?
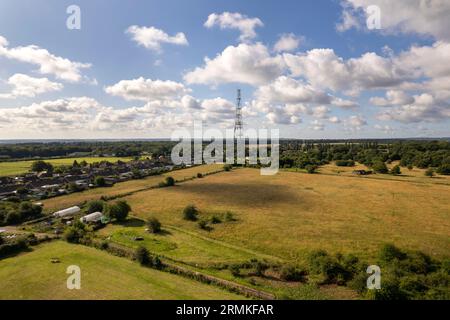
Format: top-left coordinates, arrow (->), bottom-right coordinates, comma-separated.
280,140 -> 450,174
0,201 -> 43,226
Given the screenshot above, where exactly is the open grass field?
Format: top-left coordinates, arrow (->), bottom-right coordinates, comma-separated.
0,241 -> 243,300
120,167 -> 450,263
318,161 -> 450,186
98,219 -> 279,267
0,157 -> 134,177
42,164 -> 224,212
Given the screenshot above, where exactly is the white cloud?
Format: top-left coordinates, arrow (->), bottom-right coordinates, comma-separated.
105,77 -> 190,101
374,124 -> 395,134
204,12 -> 263,42
328,116 -> 341,124
273,33 -> 303,52
370,90 -> 415,106
312,106 -> 331,119
266,107 -> 301,125
126,26 -> 188,52
0,74 -> 62,99
255,76 -> 331,105
0,35 -> 91,82
337,0 -> 450,41
309,120 -> 325,131
184,43 -> 285,86
347,115 -> 368,129
284,49 -> 410,95
376,93 -> 450,123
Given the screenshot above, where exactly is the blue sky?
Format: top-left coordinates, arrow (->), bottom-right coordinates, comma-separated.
0,0 -> 449,139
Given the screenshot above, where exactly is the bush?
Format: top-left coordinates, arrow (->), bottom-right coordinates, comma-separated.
197,173 -> 203,178
437,164 -> 450,175
223,164 -> 233,172
86,200 -> 105,214
280,265 -> 307,282
224,212 -> 236,222
305,165 -> 318,174
5,211 -> 21,225
335,160 -> 355,167
108,200 -> 131,221
369,275 -> 408,300
19,202 -> 42,219
147,217 -> 162,234
94,176 -> 106,187
198,219 -> 209,230
372,161 -> 389,174
379,244 -> 407,263
229,264 -> 240,277
63,222 -> 86,244
165,176 -> 175,186
391,165 -> 401,175
135,246 -> 151,266
425,168 -> 435,177
307,250 -> 351,284
211,216 -> 222,224
31,160 -> 53,173
183,205 -> 198,221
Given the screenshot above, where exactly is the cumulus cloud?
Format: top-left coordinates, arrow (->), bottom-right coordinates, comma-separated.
0,73 -> 62,99
376,93 -> 450,123
126,25 -> 188,52
0,93 -> 239,135
184,43 -> 285,86
370,90 -> 415,106
0,35 -> 91,82
337,0 -> 450,41
255,76 -> 331,105
204,12 -> 263,42
284,49 -> 410,95
105,77 -> 190,102
374,124 -> 395,134
273,33 -> 303,52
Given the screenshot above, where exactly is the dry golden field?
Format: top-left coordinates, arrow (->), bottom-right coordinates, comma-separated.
42,164 -> 224,212
119,167 -> 450,263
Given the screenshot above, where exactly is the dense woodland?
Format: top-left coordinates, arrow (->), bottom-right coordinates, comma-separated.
280,140 -> 450,175
0,141 -> 176,160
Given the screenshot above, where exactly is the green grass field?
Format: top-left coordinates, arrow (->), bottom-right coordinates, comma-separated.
0,241 -> 244,300
0,157 -> 134,176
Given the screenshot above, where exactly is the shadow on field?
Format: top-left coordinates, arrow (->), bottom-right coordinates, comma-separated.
179,182 -> 300,207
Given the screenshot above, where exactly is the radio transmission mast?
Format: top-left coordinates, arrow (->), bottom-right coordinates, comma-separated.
234,89 -> 244,140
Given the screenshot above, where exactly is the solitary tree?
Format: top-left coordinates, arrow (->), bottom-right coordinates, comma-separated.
31,160 -> 53,173
135,246 -> 151,265
372,161 -> 389,174
183,204 -> 198,221
94,176 -> 106,187
147,217 -> 162,234
107,200 -> 131,221
86,200 -> 105,214
165,176 -> 175,186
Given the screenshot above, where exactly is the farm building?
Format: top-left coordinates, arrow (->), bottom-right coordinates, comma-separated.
80,211 -> 104,223
53,206 -> 81,218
